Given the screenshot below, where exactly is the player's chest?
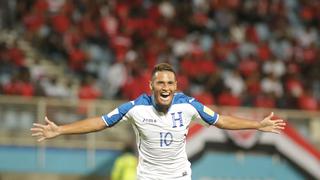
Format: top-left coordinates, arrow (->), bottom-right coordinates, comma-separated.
131,108 -> 192,132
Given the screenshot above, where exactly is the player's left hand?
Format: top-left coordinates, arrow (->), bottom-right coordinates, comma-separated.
258,112 -> 286,134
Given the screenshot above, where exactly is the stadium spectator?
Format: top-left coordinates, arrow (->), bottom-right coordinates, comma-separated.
217,87 -> 241,107
78,74 -> 102,100
41,76 -> 71,98
298,88 -> 318,111
0,0 -> 319,111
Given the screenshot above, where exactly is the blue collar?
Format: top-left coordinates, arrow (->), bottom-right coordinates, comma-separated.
151,93 -> 176,113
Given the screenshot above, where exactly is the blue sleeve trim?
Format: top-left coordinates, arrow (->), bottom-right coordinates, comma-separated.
189,99 -> 219,125
101,101 -> 134,127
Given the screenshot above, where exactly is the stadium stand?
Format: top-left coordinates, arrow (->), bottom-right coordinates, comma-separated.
0,0 -> 320,179
0,0 -> 319,110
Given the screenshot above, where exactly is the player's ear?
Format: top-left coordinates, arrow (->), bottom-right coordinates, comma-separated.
149,81 -> 153,91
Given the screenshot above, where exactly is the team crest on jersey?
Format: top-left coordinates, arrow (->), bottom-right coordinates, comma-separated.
203,106 -> 214,116
171,112 -> 184,128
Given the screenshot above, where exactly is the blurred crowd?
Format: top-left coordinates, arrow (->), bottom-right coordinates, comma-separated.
0,0 -> 319,110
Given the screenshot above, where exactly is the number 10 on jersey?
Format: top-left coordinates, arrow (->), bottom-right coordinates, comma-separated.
160,132 -> 173,147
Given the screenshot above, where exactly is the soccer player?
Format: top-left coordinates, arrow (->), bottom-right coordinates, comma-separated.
31,63 -> 286,180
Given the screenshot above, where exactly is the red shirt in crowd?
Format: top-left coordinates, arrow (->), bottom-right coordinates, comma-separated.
3,79 -> 34,97
23,11 -> 44,32
298,92 -> 318,110
238,57 -> 259,77
254,94 -> 276,108
68,48 -> 87,71
257,42 -> 271,61
8,47 -> 25,67
51,13 -> 70,34
217,90 -> 241,106
121,71 -> 150,100
78,84 -> 101,99
20,81 -> 35,97
193,91 -> 215,106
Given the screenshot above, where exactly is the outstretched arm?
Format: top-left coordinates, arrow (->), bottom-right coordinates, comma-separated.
214,112 -> 286,134
31,116 -> 107,142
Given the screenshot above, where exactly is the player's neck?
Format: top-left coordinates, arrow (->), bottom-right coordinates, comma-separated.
155,104 -> 169,114
151,95 -> 171,113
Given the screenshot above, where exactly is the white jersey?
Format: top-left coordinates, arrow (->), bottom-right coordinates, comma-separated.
102,92 -> 219,180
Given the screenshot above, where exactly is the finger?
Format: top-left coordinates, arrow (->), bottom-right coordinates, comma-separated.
38,137 -> 46,142
31,132 -> 43,136
272,119 -> 284,123
45,116 -> 53,125
275,122 -> 286,126
30,127 -> 44,132
266,112 -> 274,119
275,126 -> 285,130
33,123 -> 46,128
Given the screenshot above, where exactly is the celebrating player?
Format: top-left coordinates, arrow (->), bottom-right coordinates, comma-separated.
31,63 -> 286,180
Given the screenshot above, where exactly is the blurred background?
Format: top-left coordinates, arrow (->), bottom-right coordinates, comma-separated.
0,0 -> 319,179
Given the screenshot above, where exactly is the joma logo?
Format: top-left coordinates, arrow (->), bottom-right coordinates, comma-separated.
143,118 -> 157,123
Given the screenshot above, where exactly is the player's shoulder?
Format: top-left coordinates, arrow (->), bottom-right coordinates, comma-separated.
132,93 -> 153,106
117,94 -> 152,113
172,92 -> 195,105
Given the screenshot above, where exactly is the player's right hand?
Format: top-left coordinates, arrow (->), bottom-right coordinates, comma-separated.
31,116 -> 61,142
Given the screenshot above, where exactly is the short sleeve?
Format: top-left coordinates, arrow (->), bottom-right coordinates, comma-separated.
101,101 -> 134,127
188,98 -> 219,125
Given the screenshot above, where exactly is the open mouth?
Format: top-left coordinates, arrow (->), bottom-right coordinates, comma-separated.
160,92 -> 170,101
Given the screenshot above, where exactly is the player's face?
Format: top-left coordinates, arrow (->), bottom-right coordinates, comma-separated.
150,71 -> 177,109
